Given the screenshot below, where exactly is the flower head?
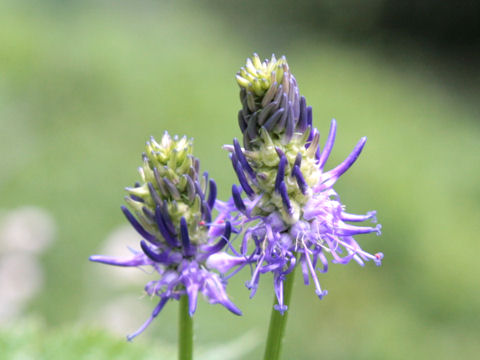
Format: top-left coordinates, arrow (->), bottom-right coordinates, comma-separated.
209,54 -> 383,313
90,132 -> 241,340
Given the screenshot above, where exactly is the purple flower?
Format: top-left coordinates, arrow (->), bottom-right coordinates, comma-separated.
208,54 -> 383,313
90,133 -> 241,340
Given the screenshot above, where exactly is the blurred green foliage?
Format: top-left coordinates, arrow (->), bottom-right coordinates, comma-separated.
0,318 -> 175,360
1,0 -> 479,359
0,318 -> 258,359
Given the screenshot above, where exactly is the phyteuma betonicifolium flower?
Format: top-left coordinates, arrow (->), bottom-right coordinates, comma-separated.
90,132 -> 241,340
207,53 -> 383,314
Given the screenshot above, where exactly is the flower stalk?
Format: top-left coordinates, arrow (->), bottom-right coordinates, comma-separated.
263,258 -> 298,360
179,295 -> 193,360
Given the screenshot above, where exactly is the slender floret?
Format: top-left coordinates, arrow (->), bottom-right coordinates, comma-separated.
208,54 -> 383,313
90,132 -> 241,340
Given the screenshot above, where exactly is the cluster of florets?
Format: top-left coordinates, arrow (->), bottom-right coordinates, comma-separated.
90,132 -> 240,340
91,53 -> 383,339
208,54 -> 383,313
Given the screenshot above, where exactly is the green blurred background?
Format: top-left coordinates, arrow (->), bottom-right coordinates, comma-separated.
1,0 -> 479,359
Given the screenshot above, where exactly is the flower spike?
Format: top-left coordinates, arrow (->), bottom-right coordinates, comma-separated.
90,132 -> 241,339
220,54 -> 383,313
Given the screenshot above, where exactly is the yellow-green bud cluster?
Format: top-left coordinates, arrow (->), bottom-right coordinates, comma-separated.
236,54 -> 287,97
125,132 -> 210,245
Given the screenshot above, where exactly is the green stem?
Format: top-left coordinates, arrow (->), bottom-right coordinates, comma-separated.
179,295 -> 193,360
263,264 -> 298,360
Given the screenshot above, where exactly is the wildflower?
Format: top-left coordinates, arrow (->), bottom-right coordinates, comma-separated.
90,132 -> 241,340
208,54 -> 383,313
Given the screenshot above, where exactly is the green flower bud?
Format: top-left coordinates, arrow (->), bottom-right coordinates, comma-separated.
124,132 -> 213,245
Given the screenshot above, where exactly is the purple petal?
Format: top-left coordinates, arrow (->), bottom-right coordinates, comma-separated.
203,272 -> 242,315
279,181 -> 292,214
233,138 -> 256,181
230,154 -> 255,197
300,254 -> 310,285
258,99 -> 279,125
232,185 -> 247,213
264,108 -> 285,131
121,205 -> 158,245
266,212 -> 288,233
336,223 -> 382,236
206,252 -> 248,273
163,177 -> 181,200
201,221 -> 231,255
194,180 -> 205,200
160,200 -> 177,236
246,253 -> 265,297
293,152 -> 302,169
274,95 -> 288,132
207,179 -> 217,210
129,194 -> 144,203
317,249 -> 329,273
201,200 -> 212,226
275,155 -> 287,193
292,165 -> 308,194
275,146 -> 285,159
153,167 -> 168,197
185,175 -> 196,203
89,253 -> 149,267
147,182 -> 162,206
273,274 -> 287,314
154,205 -> 179,247
238,110 -> 247,132
341,210 -> 377,223
141,206 -> 154,222
297,96 -> 308,132
187,288 -> 199,316
284,105 -> 295,143
318,119 -> 337,170
322,136 -> 367,188
180,217 -> 194,257
323,235 -> 356,264
127,297 -> 169,341
140,240 -> 169,263
301,250 -> 328,299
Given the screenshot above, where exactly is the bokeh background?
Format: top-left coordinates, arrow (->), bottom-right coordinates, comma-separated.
1,0 -> 479,359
